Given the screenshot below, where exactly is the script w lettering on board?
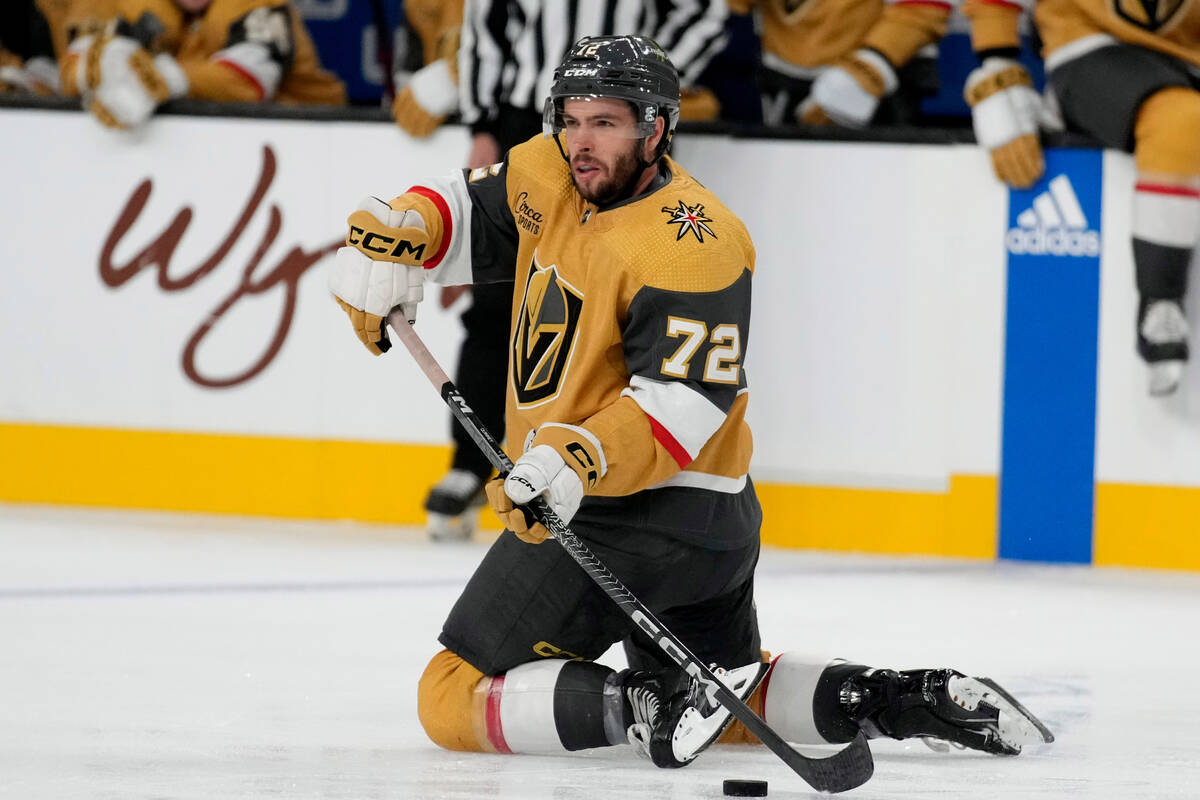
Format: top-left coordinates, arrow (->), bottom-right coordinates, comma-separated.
99,144 -> 340,389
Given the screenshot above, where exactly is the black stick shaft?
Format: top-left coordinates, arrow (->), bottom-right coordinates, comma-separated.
387,312 -> 873,793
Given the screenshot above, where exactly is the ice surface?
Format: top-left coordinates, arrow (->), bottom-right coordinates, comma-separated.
1,503 -> 1198,799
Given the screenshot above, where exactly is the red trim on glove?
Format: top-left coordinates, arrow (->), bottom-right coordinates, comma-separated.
408,185 -> 454,268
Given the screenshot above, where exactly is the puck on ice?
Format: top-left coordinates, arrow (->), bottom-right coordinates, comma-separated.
722,778 -> 768,797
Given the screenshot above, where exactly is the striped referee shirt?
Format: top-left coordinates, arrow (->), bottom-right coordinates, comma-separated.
459,0 -> 728,127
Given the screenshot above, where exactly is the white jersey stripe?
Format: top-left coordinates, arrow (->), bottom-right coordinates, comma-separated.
213,42 -> 282,100
621,375 -> 726,461
411,171 -> 475,287
648,471 -> 747,493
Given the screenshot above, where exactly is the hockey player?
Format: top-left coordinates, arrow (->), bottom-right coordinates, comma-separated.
730,0 -> 950,127
328,35 -> 1052,770
61,0 -> 345,130
964,0 -> 1200,395
394,0 -> 731,542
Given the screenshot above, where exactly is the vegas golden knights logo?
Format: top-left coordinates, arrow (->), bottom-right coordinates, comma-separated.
1112,0 -> 1188,31
512,254 -> 584,406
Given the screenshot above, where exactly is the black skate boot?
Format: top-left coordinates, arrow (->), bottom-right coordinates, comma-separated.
423,469 -> 486,541
841,668 -> 1054,755
1138,297 -> 1189,396
617,662 -> 767,768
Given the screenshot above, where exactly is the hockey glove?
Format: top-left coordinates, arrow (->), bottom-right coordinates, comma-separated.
799,49 -> 897,128
487,446 -> 582,544
0,53 -> 60,95
488,426 -> 606,544
74,34 -> 188,129
392,58 -> 458,138
964,58 -> 1050,189
329,195 -> 439,354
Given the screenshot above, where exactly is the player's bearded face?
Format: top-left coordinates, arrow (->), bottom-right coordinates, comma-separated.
562,97 -> 655,205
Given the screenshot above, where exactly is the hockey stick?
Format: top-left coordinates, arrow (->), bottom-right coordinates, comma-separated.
386,311 -> 875,793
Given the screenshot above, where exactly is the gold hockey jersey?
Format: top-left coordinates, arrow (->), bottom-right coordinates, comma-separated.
966,0 -> 1200,70
730,0 -> 951,73
109,0 -> 344,104
410,135 -> 756,509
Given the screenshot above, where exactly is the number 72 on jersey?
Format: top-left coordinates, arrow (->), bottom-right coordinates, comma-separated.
660,317 -> 741,384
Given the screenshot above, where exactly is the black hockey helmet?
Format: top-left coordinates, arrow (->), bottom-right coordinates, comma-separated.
543,35 -> 681,160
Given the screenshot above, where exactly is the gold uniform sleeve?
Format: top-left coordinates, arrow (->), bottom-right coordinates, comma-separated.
863,2 -> 952,67
963,0 -> 1023,52
575,397 -> 684,497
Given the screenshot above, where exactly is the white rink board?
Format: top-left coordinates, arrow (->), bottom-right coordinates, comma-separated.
0,110 -> 472,444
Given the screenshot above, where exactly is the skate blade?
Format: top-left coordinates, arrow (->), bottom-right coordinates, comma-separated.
950,676 -> 1055,749
671,662 -> 770,764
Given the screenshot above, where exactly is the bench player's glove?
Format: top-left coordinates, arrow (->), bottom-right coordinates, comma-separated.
964,58 -> 1055,189
0,53 -> 59,95
392,58 -> 458,138
73,34 -> 188,129
486,425 -> 606,544
329,195 -> 442,354
799,49 -> 897,128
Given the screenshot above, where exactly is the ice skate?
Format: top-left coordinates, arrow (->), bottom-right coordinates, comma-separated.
842,668 -> 1054,755
621,662 -> 767,768
1138,298 -> 1188,397
424,469 -> 486,542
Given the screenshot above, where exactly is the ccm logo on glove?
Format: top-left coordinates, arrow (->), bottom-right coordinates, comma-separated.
347,227 -> 427,261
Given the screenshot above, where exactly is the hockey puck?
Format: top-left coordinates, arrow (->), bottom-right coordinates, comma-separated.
723,778 -> 768,797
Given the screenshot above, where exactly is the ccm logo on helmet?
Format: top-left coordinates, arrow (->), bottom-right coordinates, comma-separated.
563,68 -> 598,77
348,226 -> 426,260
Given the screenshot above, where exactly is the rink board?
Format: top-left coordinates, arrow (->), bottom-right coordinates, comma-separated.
2,108 -> 1199,570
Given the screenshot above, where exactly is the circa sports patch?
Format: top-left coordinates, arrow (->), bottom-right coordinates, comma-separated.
661,200 -> 717,243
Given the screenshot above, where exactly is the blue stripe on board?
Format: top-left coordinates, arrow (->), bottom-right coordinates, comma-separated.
999,148 -> 1103,564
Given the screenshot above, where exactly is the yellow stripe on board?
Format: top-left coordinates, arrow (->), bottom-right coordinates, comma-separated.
0,422 -> 452,524
8,422 -> 1199,571
756,475 -> 998,559
2,422 -> 1000,554
1094,483 -> 1200,571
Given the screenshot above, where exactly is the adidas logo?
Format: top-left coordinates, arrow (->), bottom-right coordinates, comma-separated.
1005,174 -> 1101,257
